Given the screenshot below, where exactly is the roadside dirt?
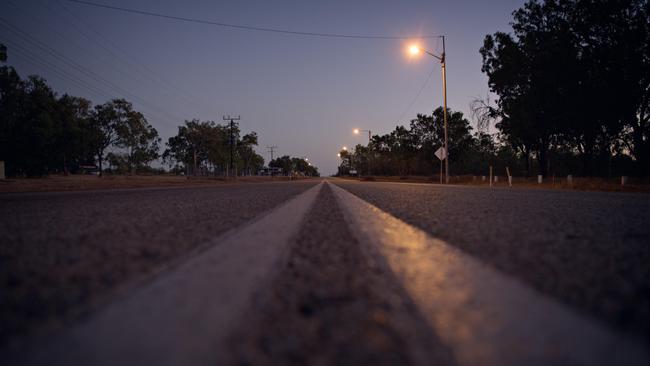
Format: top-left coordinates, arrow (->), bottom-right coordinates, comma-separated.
336,175 -> 650,193
0,175 -> 303,193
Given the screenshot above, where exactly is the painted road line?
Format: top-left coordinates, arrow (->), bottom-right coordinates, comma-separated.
329,181 -> 648,366
15,182 -> 324,366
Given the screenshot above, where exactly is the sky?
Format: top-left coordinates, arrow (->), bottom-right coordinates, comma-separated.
1,0 -> 526,175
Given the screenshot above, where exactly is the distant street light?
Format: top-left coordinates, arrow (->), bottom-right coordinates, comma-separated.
408,36 -> 450,183
353,128 -> 371,143
342,146 -> 348,151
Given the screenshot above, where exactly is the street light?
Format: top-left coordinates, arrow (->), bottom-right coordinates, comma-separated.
353,128 -> 371,143
342,146 -> 348,151
353,128 -> 372,175
408,36 -> 450,183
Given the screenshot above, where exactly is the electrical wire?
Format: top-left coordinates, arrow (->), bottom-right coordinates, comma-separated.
2,39 -> 116,100
8,42 -> 175,127
55,0 -> 215,113
65,0 -> 440,40
396,65 -> 437,124
0,17 -> 181,126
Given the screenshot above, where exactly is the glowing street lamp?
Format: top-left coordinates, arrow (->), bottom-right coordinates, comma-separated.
353,128 -> 371,143
407,37 -> 450,183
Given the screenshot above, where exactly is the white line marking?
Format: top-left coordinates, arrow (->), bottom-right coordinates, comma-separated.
329,181 -> 648,366
17,182 -> 324,366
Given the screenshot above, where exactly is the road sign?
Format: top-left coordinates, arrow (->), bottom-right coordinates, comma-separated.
435,147 -> 447,161
349,170 -> 357,174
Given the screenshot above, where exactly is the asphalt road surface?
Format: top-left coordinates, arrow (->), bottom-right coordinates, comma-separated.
1,179 -> 648,365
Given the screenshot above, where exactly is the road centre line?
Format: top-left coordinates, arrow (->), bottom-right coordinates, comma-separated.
328,181 -> 648,366
14,182 -> 324,366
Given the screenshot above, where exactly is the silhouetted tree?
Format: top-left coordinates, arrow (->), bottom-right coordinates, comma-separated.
163,119 -> 263,176
269,155 -> 293,175
112,100 -> 160,174
481,0 -> 650,176
89,100 -> 120,176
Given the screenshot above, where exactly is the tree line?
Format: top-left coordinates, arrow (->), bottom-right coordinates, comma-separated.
338,105 -> 637,178
480,0 -> 649,177
269,155 -> 319,177
338,107 -> 524,177
338,0 -> 649,178
162,119 -> 265,176
0,45 -> 270,177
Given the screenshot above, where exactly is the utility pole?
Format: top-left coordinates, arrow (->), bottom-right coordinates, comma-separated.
266,145 -> 277,162
408,37 -> 450,183
266,145 -> 277,177
223,115 -> 240,178
441,35 -> 450,184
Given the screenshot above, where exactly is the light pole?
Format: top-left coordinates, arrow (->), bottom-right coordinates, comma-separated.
408,37 -> 450,183
353,128 -> 372,176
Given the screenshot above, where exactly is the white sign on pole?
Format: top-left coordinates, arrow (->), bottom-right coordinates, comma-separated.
435,147 -> 447,161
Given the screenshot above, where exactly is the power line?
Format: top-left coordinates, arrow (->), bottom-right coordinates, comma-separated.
396,65 -> 437,124
2,39 -> 116,100
6,40 -> 176,128
53,0 -> 216,113
12,0 -> 161,100
65,0 -> 439,40
0,16 -> 181,127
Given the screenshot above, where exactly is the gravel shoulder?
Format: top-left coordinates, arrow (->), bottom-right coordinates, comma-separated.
0,180 -> 318,350
226,183 -> 455,366
332,180 -> 650,342
0,175 -> 305,193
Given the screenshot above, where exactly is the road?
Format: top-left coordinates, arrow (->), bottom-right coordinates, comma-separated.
1,179 -> 649,365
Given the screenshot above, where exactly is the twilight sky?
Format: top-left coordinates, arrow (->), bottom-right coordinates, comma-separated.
1,0 -> 525,175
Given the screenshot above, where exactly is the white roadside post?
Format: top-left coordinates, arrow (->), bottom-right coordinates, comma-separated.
0,160 -> 4,180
